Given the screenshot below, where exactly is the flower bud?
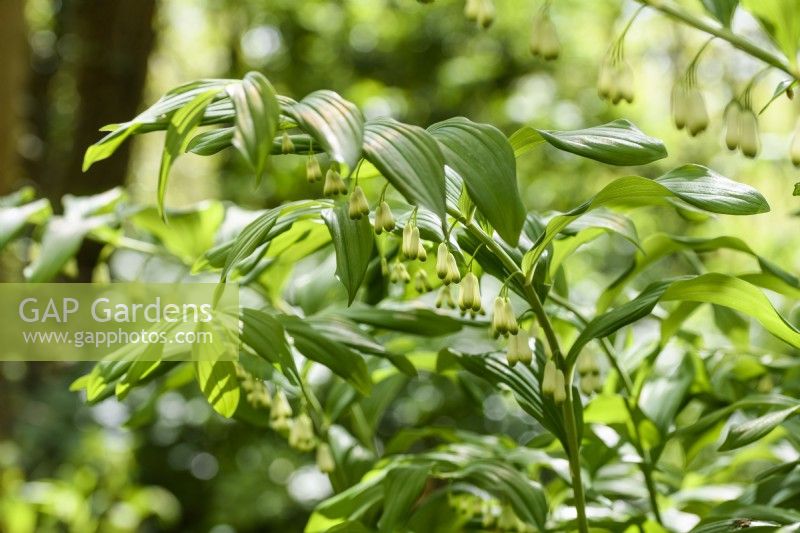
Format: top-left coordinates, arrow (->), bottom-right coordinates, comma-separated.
348,186 -> 370,220
288,413 -> 315,451
671,85 -> 688,130
724,104 -> 740,150
270,390 -> 292,431
414,270 -> 432,293
446,252 -> 461,284
538,16 -> 560,60
617,61 -> 635,104
504,298 -> 518,335
436,243 -> 449,280
492,297 -> 507,335
506,340 -> 519,366
389,261 -> 410,284
464,0 -> 480,20
417,242 -> 427,262
458,272 -> 481,312
435,285 -> 455,309
597,62 -> 614,101
541,359 -> 557,395
402,224 -> 420,260
374,201 -> 396,234
686,88 -> 709,137
576,352 -> 598,375
306,156 -> 322,183
738,108 -> 760,159
512,330 -> 532,364
316,442 -> 335,473
476,0 -> 494,28
790,119 -> 800,167
579,374 -> 596,395
281,131 -> 295,154
323,168 -> 347,196
553,370 -> 567,403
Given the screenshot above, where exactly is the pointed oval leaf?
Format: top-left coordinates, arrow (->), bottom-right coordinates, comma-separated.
226,72 -> 280,183
428,117 -> 525,245
322,204 -> 374,305
536,119 -> 667,166
157,89 -> 220,218
278,315 -> 372,395
654,164 -> 769,215
719,405 -> 800,451
288,90 -> 364,173
363,118 -> 447,221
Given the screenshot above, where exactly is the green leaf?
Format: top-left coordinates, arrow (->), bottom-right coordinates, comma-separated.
24,215 -> 114,282
187,127 -> 234,155
226,72 -> 280,183
193,322 -> 240,418
157,89 -> 220,219
719,405 -> 800,451
131,201 -> 224,262
278,315 -> 372,395
83,79 -> 234,170
567,273 -> 800,363
0,198 -> 52,250
598,232 -> 795,311
378,466 -> 429,532
287,90 -> 365,172
639,353 -> 694,433
508,126 -> 544,158
322,204 -> 374,305
363,118 -> 447,221
742,0 -> 800,64
759,79 -> 796,115
654,164 -> 769,215
341,304 -> 465,337
522,166 -> 769,275
536,119 -> 667,166
219,208 -> 280,281
661,274 -> 800,348
701,0 -> 739,26
428,117 -> 525,245
83,123 -> 143,171
240,308 -> 299,383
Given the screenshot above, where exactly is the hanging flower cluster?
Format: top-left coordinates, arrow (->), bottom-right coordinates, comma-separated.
236,364 -> 335,474
577,351 -> 603,395
464,0 -> 495,29
671,45 -> 709,137
724,101 -> 760,159
529,2 -> 560,60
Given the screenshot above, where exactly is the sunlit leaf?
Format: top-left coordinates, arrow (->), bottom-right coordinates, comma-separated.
322,204 -> 374,305
363,118 -> 447,221
536,119 -> 667,166
226,72 -> 280,183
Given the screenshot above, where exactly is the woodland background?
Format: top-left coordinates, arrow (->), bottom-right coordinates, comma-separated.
0,0 -> 798,531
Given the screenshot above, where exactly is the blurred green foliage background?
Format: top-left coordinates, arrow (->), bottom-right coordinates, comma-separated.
0,0 -> 798,531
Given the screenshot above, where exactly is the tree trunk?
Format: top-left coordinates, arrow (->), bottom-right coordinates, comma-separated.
0,0 -> 28,196
56,0 -> 158,200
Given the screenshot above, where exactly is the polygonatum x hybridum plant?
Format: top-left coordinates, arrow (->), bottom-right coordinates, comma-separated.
4,71 -> 800,531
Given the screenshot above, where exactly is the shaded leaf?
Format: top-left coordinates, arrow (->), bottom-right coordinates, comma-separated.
287,90 -> 364,172
322,204 -> 374,305
428,117 -> 525,244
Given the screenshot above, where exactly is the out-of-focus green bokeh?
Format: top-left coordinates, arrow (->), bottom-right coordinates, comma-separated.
0,0 -> 798,531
